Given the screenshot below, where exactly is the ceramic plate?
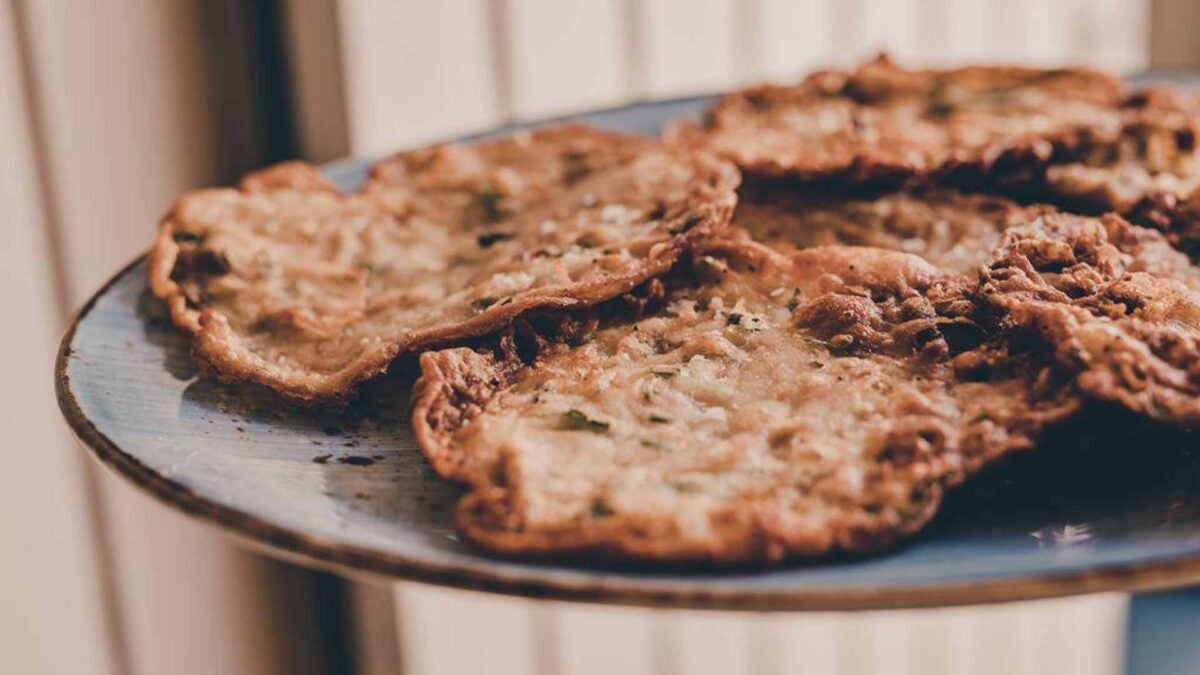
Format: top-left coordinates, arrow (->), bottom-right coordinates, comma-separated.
56,96 -> 1200,610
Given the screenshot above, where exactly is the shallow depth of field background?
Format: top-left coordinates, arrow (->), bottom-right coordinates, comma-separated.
4,1 -> 1197,674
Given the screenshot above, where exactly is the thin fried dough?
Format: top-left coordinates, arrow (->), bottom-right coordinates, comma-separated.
1040,89 -> 1200,212
734,178 -> 1200,293
734,182 -> 1046,274
412,241 -> 1079,563
980,212 -> 1200,426
689,54 -> 1121,182
1021,89 -> 1200,256
148,125 -> 738,402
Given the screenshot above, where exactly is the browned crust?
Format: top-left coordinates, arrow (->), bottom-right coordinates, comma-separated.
147,127 -> 740,404
411,241 -> 1080,564
997,87 -> 1200,254
59,256 -> 1200,609
979,212 -> 1200,426
692,55 -> 1122,183
412,339 -> 949,564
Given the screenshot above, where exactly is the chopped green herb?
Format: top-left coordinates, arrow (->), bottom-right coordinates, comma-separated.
786,287 -> 803,311
476,231 -> 515,248
194,250 -> 231,274
561,409 -> 609,433
640,439 -> 662,449
726,313 -> 742,326
476,185 -> 508,222
668,213 -> 705,235
648,414 -> 671,424
590,498 -> 615,518
810,360 -> 825,369
471,296 -> 499,310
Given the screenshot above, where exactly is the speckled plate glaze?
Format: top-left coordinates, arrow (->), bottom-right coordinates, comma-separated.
56,96 -> 1200,611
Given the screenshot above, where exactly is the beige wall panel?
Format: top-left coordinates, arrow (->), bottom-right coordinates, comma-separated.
914,0 -> 990,65
17,2 -> 322,673
853,0 -> 919,62
100,471 -> 327,675
282,0 -> 352,163
546,602 -> 661,675
634,0 -> 738,97
1070,0 -> 1149,73
1151,0 -> 1200,68
504,0 -> 629,118
0,5 -> 117,673
336,0 -> 499,155
395,583 -> 541,675
18,0 -> 222,303
666,610 -> 755,675
753,0 -> 836,80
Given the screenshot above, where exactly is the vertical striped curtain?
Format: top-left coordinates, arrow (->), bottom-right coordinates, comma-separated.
6,1 -> 1191,674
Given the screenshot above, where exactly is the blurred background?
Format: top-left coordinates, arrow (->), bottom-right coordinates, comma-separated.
6,1 -> 1200,674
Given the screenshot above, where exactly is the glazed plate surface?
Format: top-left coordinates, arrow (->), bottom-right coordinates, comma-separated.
56,96 -> 1200,610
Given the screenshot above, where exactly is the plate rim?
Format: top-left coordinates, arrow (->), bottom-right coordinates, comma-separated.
55,97 -> 1200,611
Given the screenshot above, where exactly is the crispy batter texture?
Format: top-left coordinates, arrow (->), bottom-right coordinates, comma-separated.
687,54 -> 1122,183
733,174 -> 1200,293
1038,90 -> 1200,208
979,212 -> 1200,425
412,241 -> 1079,563
1009,88 -> 1200,256
733,181 -> 1047,274
148,125 -> 739,402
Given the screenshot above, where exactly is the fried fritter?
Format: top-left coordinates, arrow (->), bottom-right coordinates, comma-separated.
979,212 -> 1200,426
412,241 -> 1079,563
1012,88 -> 1200,256
734,169 -> 1200,291
1040,90 -> 1200,212
689,55 -> 1121,183
148,125 -> 739,403
734,181 -> 1045,274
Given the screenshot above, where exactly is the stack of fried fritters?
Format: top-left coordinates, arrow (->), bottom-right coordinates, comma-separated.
149,55 -> 1200,564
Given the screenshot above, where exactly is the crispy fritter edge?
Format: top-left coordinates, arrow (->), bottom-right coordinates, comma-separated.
694,57 -> 1122,183
147,135 -> 739,404
411,241 -> 1080,564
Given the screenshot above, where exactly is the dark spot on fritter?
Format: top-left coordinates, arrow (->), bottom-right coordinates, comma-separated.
337,455 -> 376,466
477,231 -> 516,248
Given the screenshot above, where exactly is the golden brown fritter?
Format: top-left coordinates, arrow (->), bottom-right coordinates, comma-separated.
1043,90 -> 1200,208
687,55 -> 1122,183
979,212 -> 1200,426
412,241 -> 1079,564
148,125 -> 738,403
733,175 -> 1200,294
733,181 -> 1046,274
1013,89 -> 1200,256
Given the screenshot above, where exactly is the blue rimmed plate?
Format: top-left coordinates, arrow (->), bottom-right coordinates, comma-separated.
56,95 -> 1200,610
